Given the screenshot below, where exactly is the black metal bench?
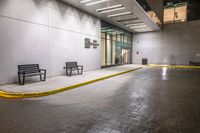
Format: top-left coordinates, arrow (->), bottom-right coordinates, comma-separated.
65,62 -> 83,76
189,61 -> 200,66
18,64 -> 46,85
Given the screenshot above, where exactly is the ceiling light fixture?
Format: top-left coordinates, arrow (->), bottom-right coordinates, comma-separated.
117,18 -> 139,22
129,25 -> 148,29
97,4 -> 123,12
98,7 -> 125,13
125,23 -> 144,27
86,0 -> 109,6
125,22 -> 144,25
134,28 -> 153,32
108,12 -> 132,18
80,0 -> 93,3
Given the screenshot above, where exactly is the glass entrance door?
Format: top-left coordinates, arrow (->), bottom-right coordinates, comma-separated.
101,21 -> 132,67
122,49 -> 131,64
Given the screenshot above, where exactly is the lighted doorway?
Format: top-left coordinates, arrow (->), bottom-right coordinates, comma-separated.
101,21 -> 132,67
122,49 -> 131,64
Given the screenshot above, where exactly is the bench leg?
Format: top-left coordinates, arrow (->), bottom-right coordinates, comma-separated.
78,69 -> 83,75
70,70 -> 72,76
18,74 -> 25,85
80,68 -> 83,75
66,70 -> 69,76
22,74 -> 25,85
66,69 -> 72,76
40,75 -> 42,81
44,72 -> 46,81
40,74 -> 46,81
40,75 -> 45,81
18,75 -> 25,85
18,74 -> 22,85
77,69 -> 79,74
66,69 -> 68,76
81,68 -> 83,74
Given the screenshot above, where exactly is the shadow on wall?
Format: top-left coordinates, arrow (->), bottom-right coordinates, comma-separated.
53,0 -> 99,25
32,0 -> 75,18
32,0 -> 51,8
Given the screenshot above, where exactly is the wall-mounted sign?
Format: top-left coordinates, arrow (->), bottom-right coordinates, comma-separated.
85,38 -> 91,48
85,38 -> 99,49
91,40 -> 99,49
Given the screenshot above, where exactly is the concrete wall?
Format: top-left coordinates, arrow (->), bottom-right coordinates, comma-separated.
0,0 -> 101,84
133,20 -> 200,65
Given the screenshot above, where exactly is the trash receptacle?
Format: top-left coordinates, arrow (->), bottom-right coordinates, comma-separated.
142,58 -> 148,65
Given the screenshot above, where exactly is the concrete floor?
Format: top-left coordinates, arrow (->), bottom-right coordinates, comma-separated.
0,67 -> 200,133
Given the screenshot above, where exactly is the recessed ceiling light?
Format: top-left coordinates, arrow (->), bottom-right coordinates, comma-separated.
129,25 -> 148,29
97,5 -> 123,12
117,18 -> 139,22
98,7 -> 125,13
86,0 -> 109,6
108,12 -> 132,18
125,22 -> 144,25
134,28 -> 153,32
125,23 -> 144,27
80,0 -> 93,3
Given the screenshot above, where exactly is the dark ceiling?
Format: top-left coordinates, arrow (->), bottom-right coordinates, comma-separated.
164,0 -> 200,5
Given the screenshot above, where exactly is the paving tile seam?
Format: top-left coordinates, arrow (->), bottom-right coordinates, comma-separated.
0,67 -> 143,99
148,64 -> 200,69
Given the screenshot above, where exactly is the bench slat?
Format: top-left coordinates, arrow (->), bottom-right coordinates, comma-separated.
18,64 -> 40,73
66,62 -> 78,68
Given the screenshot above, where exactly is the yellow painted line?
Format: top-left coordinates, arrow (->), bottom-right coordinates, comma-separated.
148,64 -> 200,69
0,67 -> 143,99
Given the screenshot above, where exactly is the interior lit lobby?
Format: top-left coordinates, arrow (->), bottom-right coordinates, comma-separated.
0,0 -> 200,133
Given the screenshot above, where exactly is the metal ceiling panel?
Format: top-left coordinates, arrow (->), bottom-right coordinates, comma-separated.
61,0 -> 161,33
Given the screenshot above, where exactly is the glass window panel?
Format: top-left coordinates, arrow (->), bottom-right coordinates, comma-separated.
101,33 -> 105,39
117,35 -> 121,41
124,36 -> 128,43
175,5 -> 187,22
164,7 -> 175,24
101,39 -> 106,66
127,36 -> 131,44
112,35 -> 116,41
107,34 -> 111,40
106,39 -> 112,66
112,41 -> 116,65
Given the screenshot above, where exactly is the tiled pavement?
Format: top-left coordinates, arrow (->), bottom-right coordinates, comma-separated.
0,67 -> 200,133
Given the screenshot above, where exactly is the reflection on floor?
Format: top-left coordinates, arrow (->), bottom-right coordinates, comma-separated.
0,67 -> 200,133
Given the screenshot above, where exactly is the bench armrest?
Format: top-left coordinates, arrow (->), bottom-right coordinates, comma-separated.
39,69 -> 46,73
66,66 -> 73,69
78,65 -> 83,68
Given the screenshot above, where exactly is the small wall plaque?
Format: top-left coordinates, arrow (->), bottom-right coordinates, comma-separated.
85,38 -> 91,48
84,38 -> 99,49
91,40 -> 99,49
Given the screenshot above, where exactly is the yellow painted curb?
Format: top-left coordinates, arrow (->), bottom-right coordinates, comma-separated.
0,67 -> 143,99
149,64 -> 200,69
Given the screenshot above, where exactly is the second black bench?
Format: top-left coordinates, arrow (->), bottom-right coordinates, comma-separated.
65,62 -> 83,76
18,64 -> 46,85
